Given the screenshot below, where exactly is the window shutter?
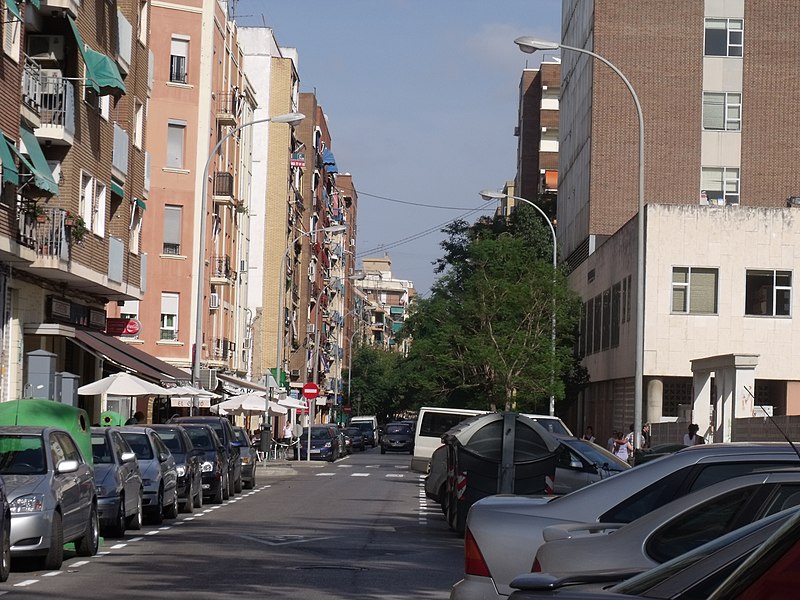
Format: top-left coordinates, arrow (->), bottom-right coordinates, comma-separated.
690,269 -> 718,313
163,205 -> 182,246
161,293 -> 179,316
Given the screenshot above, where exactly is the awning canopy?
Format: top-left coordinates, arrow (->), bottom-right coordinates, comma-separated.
216,372 -> 268,393
71,329 -> 191,385
322,148 -> 338,173
19,126 -> 58,195
68,16 -> 126,97
0,132 -> 19,186
111,179 -> 124,197
134,198 -> 146,210
5,0 -> 20,20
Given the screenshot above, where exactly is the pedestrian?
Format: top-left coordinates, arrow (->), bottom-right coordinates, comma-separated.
683,423 -> 705,446
124,411 -> 145,425
641,423 -> 651,449
625,423 -> 635,447
607,430 -> 618,452
611,430 -> 633,464
282,420 -> 294,443
581,426 -> 596,444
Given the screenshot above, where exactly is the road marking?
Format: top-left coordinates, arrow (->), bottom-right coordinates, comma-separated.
337,464 -> 353,468
183,517 -> 195,521
14,580 -> 38,587
234,533 -> 333,546
175,521 -> 186,525
351,473 -> 370,477
386,474 -> 405,478
365,465 -> 379,468
128,537 -> 143,542
203,509 -> 213,513
393,465 -> 409,469
315,473 -> 336,477
71,561 -> 90,568
110,543 -> 127,549
97,551 -> 111,555
146,530 -> 160,534
43,571 -> 62,577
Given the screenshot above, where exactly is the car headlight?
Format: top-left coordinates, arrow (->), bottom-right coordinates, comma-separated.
95,485 -> 112,497
324,442 -> 331,448
201,461 -> 213,473
142,479 -> 153,488
176,465 -> 187,477
11,494 -> 44,514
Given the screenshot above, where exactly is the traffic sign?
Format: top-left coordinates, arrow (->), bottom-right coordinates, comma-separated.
302,382 -> 320,399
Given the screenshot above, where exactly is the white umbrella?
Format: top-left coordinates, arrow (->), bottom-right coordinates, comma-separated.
210,393 -> 287,416
78,372 -> 178,396
170,385 -> 221,399
278,397 -> 308,410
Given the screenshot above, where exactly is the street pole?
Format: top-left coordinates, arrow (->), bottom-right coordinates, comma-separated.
191,112 -> 304,398
515,37 -> 645,447
480,191 -> 557,416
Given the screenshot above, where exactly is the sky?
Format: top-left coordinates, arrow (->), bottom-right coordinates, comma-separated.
235,0 -> 562,295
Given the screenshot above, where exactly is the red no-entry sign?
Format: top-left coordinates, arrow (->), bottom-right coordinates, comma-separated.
302,382 -> 320,399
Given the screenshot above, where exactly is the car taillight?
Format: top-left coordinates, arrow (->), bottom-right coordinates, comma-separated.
532,558 -> 542,573
464,528 -> 491,578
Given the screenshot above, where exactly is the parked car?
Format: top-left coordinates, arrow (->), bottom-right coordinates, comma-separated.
91,427 -> 143,537
298,426 -> 340,462
0,426 -> 97,570
632,443 -> 687,466
119,427 -> 179,524
182,424 -> 228,503
349,416 -> 378,448
0,454 -> 11,580
381,422 -> 414,454
149,424 -> 203,513
232,427 -> 257,489
170,416 -> 242,495
344,427 -> 365,452
451,443 -> 800,600
507,505 -> 800,599
532,470 -> 800,581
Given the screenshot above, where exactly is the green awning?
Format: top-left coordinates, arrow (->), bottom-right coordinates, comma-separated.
18,126 -> 58,195
135,198 -> 146,210
68,16 -> 126,97
24,0 -> 40,8
4,0 -> 20,20
111,180 -> 124,197
0,133 -> 19,186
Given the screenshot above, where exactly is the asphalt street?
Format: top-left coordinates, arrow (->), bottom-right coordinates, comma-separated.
0,447 -> 464,599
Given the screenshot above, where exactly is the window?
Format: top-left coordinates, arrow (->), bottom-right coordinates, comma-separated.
160,293 -> 178,340
166,121 -> 185,169
134,99 -> 144,148
100,94 -> 110,120
119,300 -> 139,321
672,267 -> 718,314
137,0 -> 149,45
94,182 -> 106,237
705,18 -> 743,57
130,203 -> 142,254
702,167 -> 740,205
745,270 -> 792,317
169,37 -> 188,83
80,172 -> 95,228
163,205 -> 182,254
3,5 -> 20,60
703,92 -> 741,131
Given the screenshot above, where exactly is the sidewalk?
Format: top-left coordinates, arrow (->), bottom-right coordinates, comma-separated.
257,457 -> 329,476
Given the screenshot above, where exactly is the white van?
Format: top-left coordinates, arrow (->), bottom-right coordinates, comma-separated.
411,407 -> 573,473
349,415 -> 378,448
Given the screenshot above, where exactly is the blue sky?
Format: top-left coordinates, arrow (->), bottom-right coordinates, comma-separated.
235,1 -> 562,294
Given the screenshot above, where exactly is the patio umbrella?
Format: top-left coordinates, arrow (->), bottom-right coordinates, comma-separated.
278,397 -> 308,410
78,372 -> 178,396
210,393 -> 287,416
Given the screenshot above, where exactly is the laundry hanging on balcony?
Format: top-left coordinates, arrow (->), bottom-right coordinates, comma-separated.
68,16 -> 126,97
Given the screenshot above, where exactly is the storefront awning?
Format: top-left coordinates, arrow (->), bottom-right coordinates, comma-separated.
216,372 -> 268,393
0,132 -> 19,186
19,126 -> 58,195
71,329 -> 191,385
68,16 -> 126,97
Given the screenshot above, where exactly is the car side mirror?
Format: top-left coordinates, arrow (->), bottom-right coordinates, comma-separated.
158,452 -> 171,463
120,451 -> 136,463
569,458 -> 583,470
56,459 -> 79,474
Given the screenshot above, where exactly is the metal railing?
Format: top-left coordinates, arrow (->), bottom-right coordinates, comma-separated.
21,56 -> 41,114
24,207 -> 70,261
39,76 -> 75,136
213,172 -> 234,197
211,255 -> 232,279
215,91 -> 239,117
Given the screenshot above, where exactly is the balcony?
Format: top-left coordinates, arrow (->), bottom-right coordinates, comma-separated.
17,206 -> 70,262
215,91 -> 239,126
38,0 -> 81,18
210,255 -> 234,285
21,57 -> 42,128
35,76 -> 75,146
212,172 -> 234,206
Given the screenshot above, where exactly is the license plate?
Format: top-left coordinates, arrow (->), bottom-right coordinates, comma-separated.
311,449 -> 321,454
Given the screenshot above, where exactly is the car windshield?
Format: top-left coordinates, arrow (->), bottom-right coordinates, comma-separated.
233,428 -> 249,444
525,416 -> 571,436
185,428 -> 215,451
155,430 -> 184,454
345,428 -> 361,437
91,434 -> 114,464
351,422 -> 372,433
563,439 -> 629,471
120,433 -> 154,460
386,424 -> 411,434
301,428 -> 331,440
0,435 -> 46,475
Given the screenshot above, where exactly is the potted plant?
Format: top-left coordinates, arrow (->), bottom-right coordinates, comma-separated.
68,215 -> 88,243
31,205 -> 47,223
64,211 -> 74,226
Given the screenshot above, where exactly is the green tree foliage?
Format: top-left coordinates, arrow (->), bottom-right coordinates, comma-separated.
346,345 -> 405,424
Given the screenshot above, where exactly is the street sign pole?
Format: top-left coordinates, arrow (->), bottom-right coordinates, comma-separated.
302,382 -> 320,462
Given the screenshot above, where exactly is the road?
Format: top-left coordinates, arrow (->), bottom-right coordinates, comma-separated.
1,447 -> 463,599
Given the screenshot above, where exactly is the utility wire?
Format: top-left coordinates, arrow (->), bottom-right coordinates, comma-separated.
336,186 -> 485,210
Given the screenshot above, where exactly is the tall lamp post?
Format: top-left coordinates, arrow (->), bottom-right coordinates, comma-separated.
480,190 -> 558,416
191,111 -> 305,401
514,36 -> 645,448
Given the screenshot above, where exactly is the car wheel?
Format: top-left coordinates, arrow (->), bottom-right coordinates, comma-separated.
76,504 -> 99,557
107,494 -> 126,538
234,474 -> 243,494
150,488 -> 164,525
182,487 -> 194,514
223,475 -> 231,500
127,493 -> 143,530
42,512 -> 64,570
212,476 -> 224,504
194,478 -> 204,509
0,517 -> 10,582
164,490 -> 178,519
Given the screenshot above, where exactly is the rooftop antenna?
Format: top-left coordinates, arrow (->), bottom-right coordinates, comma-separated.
744,385 -> 800,461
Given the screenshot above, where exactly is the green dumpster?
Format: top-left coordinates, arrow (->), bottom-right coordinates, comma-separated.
99,410 -> 125,427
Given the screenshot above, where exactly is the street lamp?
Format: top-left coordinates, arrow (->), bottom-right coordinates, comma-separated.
191,112 -> 305,405
515,36 -> 645,448
480,190 -> 558,416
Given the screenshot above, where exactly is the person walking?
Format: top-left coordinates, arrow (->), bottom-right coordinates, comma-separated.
683,423 -> 705,446
282,420 -> 294,443
611,430 -> 633,464
581,426 -> 596,444
641,423 -> 651,449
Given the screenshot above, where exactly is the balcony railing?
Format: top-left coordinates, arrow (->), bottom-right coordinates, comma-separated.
212,172 -> 234,204
38,76 -> 75,144
19,207 -> 70,261
211,255 -> 233,283
215,91 -> 239,125
21,56 -> 41,115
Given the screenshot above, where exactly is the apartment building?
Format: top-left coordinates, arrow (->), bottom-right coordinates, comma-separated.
0,0 -> 169,419
545,0 -> 800,436
355,256 -> 414,355
109,0 -> 258,395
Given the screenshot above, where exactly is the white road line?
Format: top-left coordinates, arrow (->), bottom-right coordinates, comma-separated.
146,530 -> 160,534
365,465 -> 379,468
183,517 -> 195,521
42,571 -> 62,577
175,521 -> 186,525
71,561 -> 90,568
14,580 -> 38,587
110,543 -> 127,549
203,510 -> 213,513
128,537 -> 143,542
337,464 -> 353,468
393,465 -> 409,469
386,474 -> 405,478
97,551 -> 111,556
316,473 -> 336,477
351,473 -> 370,477
158,526 -> 172,530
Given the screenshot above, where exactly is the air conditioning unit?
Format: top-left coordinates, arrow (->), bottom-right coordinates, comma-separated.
28,35 -> 65,64
209,293 -> 220,309
307,323 -> 316,335
290,369 -> 301,378
199,368 -> 217,391
242,337 -> 252,350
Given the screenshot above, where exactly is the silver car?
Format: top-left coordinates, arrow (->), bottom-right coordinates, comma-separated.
451,443 -> 800,600
91,428 -> 143,537
0,426 -> 98,570
533,470 -> 800,581
119,427 -> 178,524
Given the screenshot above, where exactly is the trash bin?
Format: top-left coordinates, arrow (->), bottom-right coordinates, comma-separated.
442,412 -> 559,534
99,410 -> 124,426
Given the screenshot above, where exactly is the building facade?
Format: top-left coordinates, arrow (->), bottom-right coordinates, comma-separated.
355,256 -> 414,355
